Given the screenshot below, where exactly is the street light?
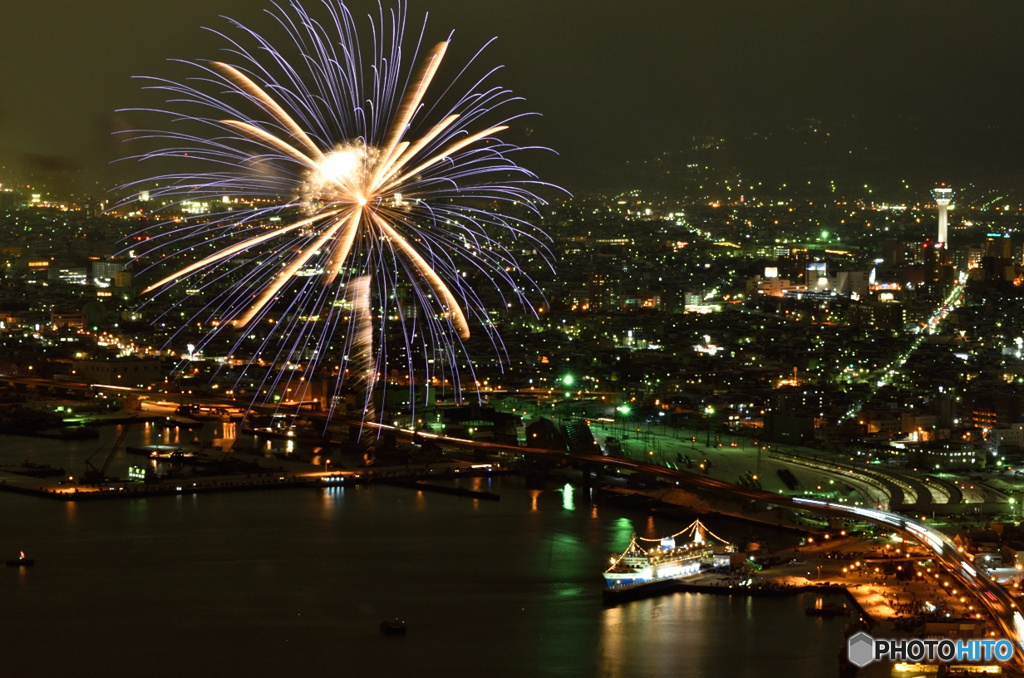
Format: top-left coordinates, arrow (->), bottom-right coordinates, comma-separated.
704,405 -> 715,448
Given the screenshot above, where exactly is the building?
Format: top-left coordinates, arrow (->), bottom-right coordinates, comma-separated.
589,272 -> 617,311
852,302 -> 906,331
901,413 -> 938,440
92,260 -> 124,283
71,358 -> 164,388
805,262 -> 829,290
923,620 -> 986,640
48,266 -> 88,285
969,392 -> 1024,428
991,423 -> 1024,451
113,271 -> 133,288
763,412 -> 815,444
834,271 -> 869,299
933,186 -> 952,247
909,443 -> 982,471
50,311 -> 87,330
986,233 -> 1012,259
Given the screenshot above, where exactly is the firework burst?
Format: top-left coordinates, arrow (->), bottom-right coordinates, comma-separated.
120,0 -> 556,424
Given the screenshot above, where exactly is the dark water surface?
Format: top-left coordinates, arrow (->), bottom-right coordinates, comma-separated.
1,432 -> 848,677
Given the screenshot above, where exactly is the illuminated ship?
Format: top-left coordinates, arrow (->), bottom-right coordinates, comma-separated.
603,519 -> 731,589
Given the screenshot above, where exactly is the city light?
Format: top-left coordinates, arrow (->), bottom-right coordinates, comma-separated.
3,9 -> 1024,675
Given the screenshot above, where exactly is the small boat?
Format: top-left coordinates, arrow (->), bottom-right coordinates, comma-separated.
6,551 -> 34,567
126,445 -> 188,459
379,620 -> 406,636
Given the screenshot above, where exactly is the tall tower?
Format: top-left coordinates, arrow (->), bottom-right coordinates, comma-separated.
932,185 -> 953,248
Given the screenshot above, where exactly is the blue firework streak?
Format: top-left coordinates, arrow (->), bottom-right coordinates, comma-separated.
119,0 -> 557,423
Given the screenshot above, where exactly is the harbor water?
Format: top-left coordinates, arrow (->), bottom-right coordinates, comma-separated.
1,430 -> 850,677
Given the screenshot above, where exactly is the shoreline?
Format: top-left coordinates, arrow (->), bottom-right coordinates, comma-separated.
0,464 -> 507,502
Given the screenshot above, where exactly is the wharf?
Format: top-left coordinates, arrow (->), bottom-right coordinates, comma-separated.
59,413 -> 165,427
0,461 -> 501,502
602,574 -> 873,622
0,471 -> 353,501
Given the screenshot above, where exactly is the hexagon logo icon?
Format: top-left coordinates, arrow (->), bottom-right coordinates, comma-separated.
848,632 -> 875,668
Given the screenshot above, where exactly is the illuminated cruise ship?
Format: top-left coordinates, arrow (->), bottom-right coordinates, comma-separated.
603,519 -> 730,589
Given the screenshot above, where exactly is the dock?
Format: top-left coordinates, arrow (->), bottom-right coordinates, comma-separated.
0,461 -> 502,503
0,472 -> 353,501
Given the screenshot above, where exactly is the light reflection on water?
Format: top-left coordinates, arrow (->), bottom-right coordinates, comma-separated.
599,591 -> 848,678
614,517 -> 634,545
1,453 -> 843,676
562,483 -> 575,511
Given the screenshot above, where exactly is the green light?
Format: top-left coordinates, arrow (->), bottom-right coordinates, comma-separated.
820,230 -> 829,240
562,483 -> 574,511
563,374 -> 574,387
616,405 -> 630,415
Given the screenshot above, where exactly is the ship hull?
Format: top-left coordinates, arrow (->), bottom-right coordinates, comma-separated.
603,558 -> 702,589
603,575 -> 650,589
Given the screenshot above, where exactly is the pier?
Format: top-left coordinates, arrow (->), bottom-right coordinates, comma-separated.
0,460 -> 501,502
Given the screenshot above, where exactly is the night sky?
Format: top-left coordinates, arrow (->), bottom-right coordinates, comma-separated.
4,0 -> 1024,193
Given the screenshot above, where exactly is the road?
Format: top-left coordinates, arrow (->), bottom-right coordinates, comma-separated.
793,497 -> 1024,663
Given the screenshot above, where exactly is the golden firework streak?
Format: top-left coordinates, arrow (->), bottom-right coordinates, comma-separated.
212,62 -> 326,163
369,211 -> 470,340
321,209 -> 362,287
379,42 -> 448,165
140,211 -> 339,294
381,125 -> 508,192
221,120 -> 320,172
233,217 -> 346,326
377,114 -> 459,187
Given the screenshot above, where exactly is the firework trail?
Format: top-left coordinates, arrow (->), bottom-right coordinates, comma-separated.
349,274 -> 376,425
119,0 -> 556,425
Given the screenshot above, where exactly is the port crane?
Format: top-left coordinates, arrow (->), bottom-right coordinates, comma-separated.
83,423 -> 132,484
